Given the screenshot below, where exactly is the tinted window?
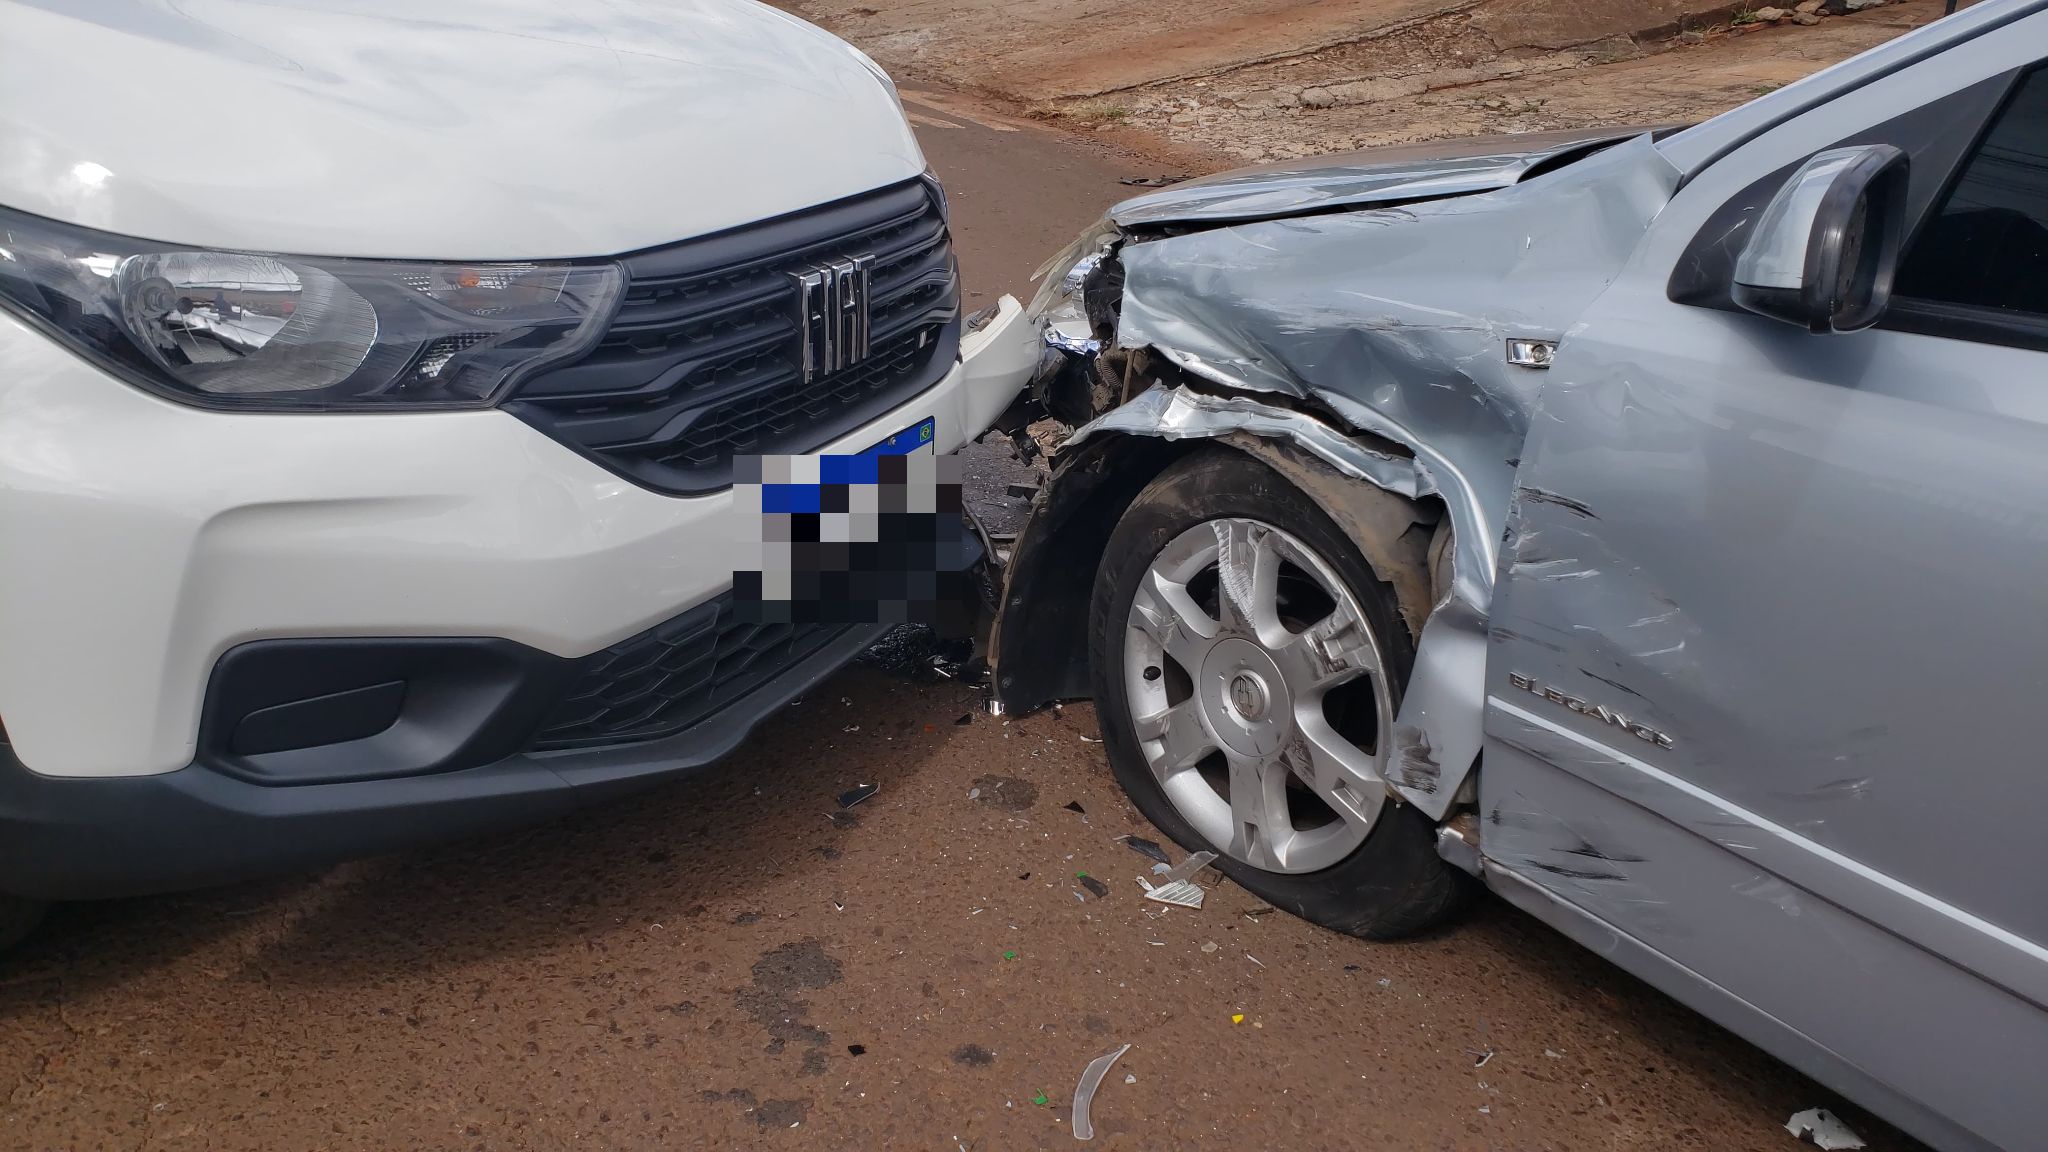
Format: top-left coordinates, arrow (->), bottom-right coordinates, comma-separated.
1895,66 -> 2048,315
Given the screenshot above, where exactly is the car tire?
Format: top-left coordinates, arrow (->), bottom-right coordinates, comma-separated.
0,895 -> 46,953
1088,447 -> 1472,939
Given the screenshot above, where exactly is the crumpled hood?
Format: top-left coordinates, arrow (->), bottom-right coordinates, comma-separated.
1110,125 -> 1660,228
0,0 -> 924,259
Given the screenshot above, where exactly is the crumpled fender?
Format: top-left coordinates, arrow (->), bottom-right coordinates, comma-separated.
993,136 -> 1682,818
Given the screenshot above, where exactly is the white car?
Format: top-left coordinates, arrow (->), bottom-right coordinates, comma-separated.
0,0 -> 1039,944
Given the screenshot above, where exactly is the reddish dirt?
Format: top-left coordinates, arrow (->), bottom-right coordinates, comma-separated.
778,0 -> 1942,166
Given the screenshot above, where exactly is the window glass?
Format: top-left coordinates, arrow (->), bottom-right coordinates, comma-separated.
1895,66 -> 2048,315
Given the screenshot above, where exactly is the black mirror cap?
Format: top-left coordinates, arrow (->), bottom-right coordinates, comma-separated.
1733,144 -> 1910,333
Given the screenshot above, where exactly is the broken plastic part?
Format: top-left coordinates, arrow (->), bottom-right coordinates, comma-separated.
1138,850 -> 1217,908
837,783 -> 880,809
1121,836 -> 1171,865
1070,1043 -> 1132,1141
1078,873 -> 1110,899
1785,1108 -> 1866,1150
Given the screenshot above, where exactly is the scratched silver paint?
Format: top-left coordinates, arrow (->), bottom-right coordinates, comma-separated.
1096,135 -> 1678,816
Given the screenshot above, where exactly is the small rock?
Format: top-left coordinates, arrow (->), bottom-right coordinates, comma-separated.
1844,0 -> 1883,9
1676,29 -> 1705,43
1753,6 -> 1787,20
1168,112 -> 1197,125
1791,11 -> 1821,23
1794,0 -> 1823,12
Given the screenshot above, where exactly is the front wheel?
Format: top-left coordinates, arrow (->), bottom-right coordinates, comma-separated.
1088,449 -> 1470,939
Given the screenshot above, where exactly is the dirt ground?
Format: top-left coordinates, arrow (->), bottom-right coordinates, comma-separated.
781,0 -> 1945,164
0,93 -> 1928,1151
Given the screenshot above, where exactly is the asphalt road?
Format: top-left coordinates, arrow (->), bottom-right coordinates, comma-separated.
0,96 -> 1920,1152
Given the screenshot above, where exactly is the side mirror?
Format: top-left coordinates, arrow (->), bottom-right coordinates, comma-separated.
1733,144 -> 1909,333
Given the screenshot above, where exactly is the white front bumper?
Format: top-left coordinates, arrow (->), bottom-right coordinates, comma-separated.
0,296 -> 1040,778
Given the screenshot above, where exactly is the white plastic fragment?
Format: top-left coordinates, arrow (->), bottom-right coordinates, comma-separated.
1785,1108 -> 1866,1150
1071,1043 -> 1132,1141
1138,850 -> 1218,908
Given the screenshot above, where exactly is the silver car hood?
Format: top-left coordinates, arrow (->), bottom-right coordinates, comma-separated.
1109,126 -> 1660,229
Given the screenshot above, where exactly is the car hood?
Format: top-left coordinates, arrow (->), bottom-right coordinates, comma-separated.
1109,125 -> 1661,229
0,0 -> 924,259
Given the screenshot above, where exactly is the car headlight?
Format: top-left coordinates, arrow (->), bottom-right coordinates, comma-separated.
1027,216 -> 1122,323
1027,216 -> 1124,352
0,204 -> 623,411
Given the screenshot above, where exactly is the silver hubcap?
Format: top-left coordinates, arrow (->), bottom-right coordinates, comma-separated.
1123,518 -> 1393,874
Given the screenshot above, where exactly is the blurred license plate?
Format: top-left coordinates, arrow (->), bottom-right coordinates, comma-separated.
862,416 -> 935,457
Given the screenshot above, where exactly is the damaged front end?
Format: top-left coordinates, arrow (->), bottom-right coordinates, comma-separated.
990,128 -> 1682,819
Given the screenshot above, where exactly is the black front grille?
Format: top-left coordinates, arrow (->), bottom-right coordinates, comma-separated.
505,180 -> 960,495
529,595 -> 848,751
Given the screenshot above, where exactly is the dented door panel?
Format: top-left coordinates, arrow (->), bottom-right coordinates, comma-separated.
1486,19 -> 2048,1150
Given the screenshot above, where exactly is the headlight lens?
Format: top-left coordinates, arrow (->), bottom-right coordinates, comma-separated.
0,205 -> 623,410
1026,215 -> 1121,324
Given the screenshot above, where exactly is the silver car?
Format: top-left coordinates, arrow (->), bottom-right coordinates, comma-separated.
993,2 -> 2048,1148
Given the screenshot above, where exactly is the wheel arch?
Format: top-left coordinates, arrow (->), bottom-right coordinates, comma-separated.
989,426 -> 1444,717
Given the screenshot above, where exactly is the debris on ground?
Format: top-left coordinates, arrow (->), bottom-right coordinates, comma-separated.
857,625 -> 984,685
1077,873 -> 1110,899
971,774 -> 1039,811
1003,950 -> 1018,961
1070,1043 -> 1132,1141
1231,1013 -> 1245,1024
1139,850 -> 1218,908
1123,1073 -> 1136,1085
955,713 -> 974,725
1245,954 -> 1265,969
1785,1108 -> 1867,1149
1200,941 -> 1218,954
1243,905 -> 1277,919
1470,1048 -> 1494,1068
1032,1092 -> 1049,1106
1119,836 -> 1170,865
1118,174 -> 1188,187
837,783 -> 880,809
1063,801 -> 1086,815
1545,1048 -> 1565,1058
1005,482 -> 1039,499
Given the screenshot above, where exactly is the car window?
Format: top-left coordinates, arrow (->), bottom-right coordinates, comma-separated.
1895,66 -> 2048,315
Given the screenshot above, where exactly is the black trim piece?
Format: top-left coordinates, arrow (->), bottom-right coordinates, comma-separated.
230,679 -> 406,756
1883,296 -> 2048,353
529,599 -> 850,751
198,637 -> 579,785
0,622 -> 888,902
1668,71 -> 2015,312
